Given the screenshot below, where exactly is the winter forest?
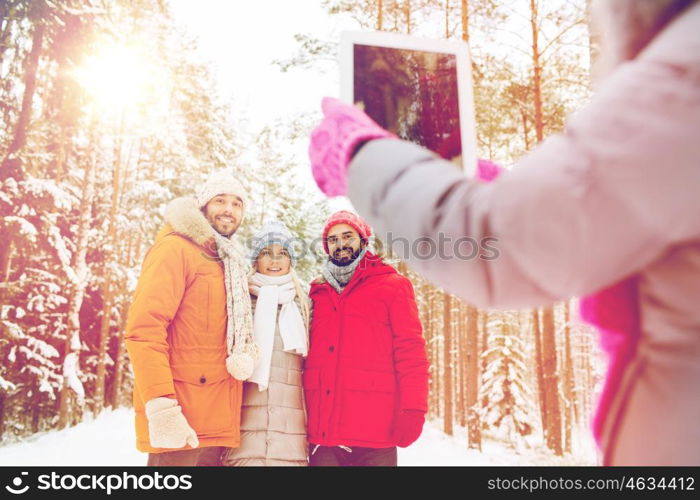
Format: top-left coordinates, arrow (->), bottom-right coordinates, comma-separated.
0,0 -> 605,464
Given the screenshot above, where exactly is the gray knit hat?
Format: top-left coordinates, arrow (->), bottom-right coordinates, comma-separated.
250,220 -> 297,267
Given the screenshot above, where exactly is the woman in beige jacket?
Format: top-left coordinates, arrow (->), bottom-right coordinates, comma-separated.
223,221 -> 309,466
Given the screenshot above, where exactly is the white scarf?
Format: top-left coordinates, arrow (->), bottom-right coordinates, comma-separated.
248,272 -> 308,391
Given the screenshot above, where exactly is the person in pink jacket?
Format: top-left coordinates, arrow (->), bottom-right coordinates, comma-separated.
304,211 -> 429,466
308,0 -> 700,465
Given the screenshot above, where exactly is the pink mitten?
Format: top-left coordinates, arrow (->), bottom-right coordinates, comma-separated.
309,97 -> 394,197
476,158 -> 503,181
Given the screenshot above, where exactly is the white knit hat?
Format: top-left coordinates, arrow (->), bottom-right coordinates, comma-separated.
196,170 -> 247,208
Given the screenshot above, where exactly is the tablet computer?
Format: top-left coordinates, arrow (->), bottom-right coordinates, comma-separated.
340,31 -> 477,174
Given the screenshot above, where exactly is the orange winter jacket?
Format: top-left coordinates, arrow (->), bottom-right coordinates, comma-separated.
125,197 -> 243,453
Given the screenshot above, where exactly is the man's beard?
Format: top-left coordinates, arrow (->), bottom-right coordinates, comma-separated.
213,223 -> 236,237
208,216 -> 238,237
330,246 -> 362,266
214,226 -> 235,237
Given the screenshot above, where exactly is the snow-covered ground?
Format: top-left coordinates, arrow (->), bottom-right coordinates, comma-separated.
0,408 -> 599,466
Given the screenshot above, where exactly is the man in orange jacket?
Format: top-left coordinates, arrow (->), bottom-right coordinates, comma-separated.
125,170 -> 256,466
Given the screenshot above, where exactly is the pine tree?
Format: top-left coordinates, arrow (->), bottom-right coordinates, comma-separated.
480,312 -> 538,452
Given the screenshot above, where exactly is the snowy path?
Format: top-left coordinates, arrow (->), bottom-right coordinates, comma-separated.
0,408 -> 598,466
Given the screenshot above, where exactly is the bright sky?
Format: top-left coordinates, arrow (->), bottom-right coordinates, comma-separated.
169,0 -> 353,130
169,0 -> 358,211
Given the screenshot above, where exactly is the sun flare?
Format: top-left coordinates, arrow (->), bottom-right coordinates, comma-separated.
73,42 -> 159,114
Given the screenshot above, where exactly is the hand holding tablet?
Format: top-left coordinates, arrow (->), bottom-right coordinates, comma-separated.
309,31 -> 478,196
340,31 -> 477,174
309,97 -> 394,197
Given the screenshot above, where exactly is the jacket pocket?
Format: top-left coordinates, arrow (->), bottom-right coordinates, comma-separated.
339,368 -> 398,443
171,363 -> 235,435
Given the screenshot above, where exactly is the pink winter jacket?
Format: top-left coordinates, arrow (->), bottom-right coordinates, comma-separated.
346,3 -> 700,465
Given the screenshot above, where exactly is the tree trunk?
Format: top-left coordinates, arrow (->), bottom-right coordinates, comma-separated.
581,328 -> 595,424
423,282 -> 437,419
2,14 -> 44,174
562,302 -> 574,453
443,292 -> 453,435
521,111 -> 531,151
47,14 -> 82,183
109,302 -> 128,409
0,12 -> 45,278
397,260 -> 408,276
31,397 -> 41,433
461,0 -> 469,43
0,391 -> 5,440
404,0 -> 411,34
445,0 -> 450,38
457,302 -> 466,427
377,0 -> 383,30
585,0 -> 601,78
0,3 -> 17,74
1,242 -> 14,282
94,286 -> 113,412
529,0 -> 544,143
480,309 -> 488,371
57,131 -> 97,429
109,219 -> 139,410
94,117 -> 125,413
533,308 -> 546,435
541,306 -> 563,455
431,288 -> 441,418
465,303 -> 481,449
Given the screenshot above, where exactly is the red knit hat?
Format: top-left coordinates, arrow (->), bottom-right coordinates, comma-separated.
322,210 -> 372,254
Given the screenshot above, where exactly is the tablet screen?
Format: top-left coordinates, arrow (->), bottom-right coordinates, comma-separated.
353,44 -> 463,166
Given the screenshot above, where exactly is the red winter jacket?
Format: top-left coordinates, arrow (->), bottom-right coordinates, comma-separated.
303,252 -> 429,448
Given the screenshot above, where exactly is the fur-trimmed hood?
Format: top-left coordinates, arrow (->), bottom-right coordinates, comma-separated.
161,196 -> 249,262
163,196 -> 218,248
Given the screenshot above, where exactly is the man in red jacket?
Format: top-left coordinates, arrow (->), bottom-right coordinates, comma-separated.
304,210 -> 429,466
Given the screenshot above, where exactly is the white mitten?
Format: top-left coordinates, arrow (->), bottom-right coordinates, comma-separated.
145,397 -> 199,449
